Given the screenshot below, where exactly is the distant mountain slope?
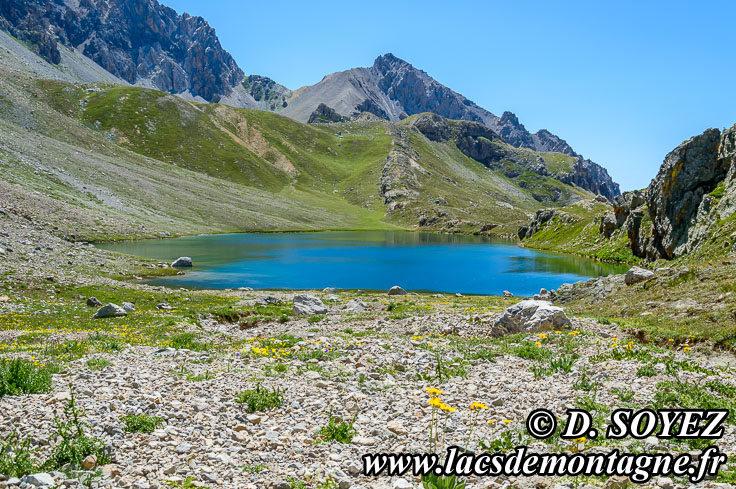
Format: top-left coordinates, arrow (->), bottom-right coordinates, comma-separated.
0,1 -> 620,200
0,0 -> 250,104
0,58 -> 602,239
280,54 -> 620,199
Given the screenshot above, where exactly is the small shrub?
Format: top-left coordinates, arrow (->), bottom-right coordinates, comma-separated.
0,358 -> 55,397
186,371 -> 214,382
307,315 -> 324,323
288,478 -> 307,489
316,476 -> 340,489
420,473 -> 466,489
317,413 -> 356,444
637,364 -> 657,377
273,363 -> 288,373
611,387 -> 634,402
86,358 -> 112,371
0,432 -> 38,477
243,464 -> 267,473
44,393 -> 111,470
121,414 -> 164,433
572,368 -> 597,391
166,477 -> 208,489
235,385 -> 284,413
549,355 -> 576,373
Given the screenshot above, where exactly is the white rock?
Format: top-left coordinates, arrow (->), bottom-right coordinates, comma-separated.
93,303 -> 127,319
345,299 -> 368,312
22,473 -> 55,487
393,478 -> 413,489
171,256 -> 193,268
491,300 -> 571,334
625,266 -> 654,285
293,294 -> 328,316
387,286 -> 407,296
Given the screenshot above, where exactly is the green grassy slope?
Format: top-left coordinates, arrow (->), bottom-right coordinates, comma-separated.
0,64 -> 599,239
519,201 -> 644,263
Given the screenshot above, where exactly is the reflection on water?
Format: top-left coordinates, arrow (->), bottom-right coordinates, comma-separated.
98,231 -> 628,296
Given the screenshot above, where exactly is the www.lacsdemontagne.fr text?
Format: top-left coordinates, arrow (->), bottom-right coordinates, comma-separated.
362,445 -> 728,484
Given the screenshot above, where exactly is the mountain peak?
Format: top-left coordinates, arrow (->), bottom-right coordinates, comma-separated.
372,53 -> 412,73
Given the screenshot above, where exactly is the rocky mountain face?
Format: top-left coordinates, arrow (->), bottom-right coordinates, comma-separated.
307,103 -> 349,124
0,0 -> 244,102
282,53 -> 619,200
242,75 -> 291,111
597,124 -> 736,261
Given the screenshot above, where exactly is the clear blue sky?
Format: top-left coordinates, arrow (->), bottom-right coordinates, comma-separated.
165,0 -> 736,191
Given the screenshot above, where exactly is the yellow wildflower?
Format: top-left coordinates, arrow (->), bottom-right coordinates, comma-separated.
683,346 -> 691,352
502,419 -> 512,424
426,387 -> 443,396
538,334 -> 547,339
439,403 -> 456,412
469,401 -> 488,410
429,397 -> 442,407
488,419 -> 496,424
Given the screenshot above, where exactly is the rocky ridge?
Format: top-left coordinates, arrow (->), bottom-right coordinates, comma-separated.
0,0 -> 245,103
602,124 -> 736,260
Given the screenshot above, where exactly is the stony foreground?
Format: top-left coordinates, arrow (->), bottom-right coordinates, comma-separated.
1,286 -> 736,489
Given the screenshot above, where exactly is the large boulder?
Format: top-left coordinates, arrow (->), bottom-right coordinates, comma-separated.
624,266 -> 654,285
93,303 -> 127,319
388,286 -> 407,296
292,294 -> 328,316
491,300 -> 571,335
171,257 -> 193,268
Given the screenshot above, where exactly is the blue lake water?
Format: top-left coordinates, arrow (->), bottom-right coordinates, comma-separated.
98,231 -> 627,296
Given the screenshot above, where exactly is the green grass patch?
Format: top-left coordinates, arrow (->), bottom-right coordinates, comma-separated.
121,414 -> 164,433
235,385 -> 284,413
317,413 -> 357,444
0,358 -> 55,397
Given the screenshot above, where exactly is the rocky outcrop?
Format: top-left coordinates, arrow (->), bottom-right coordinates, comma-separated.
646,128 -> 729,259
242,75 -> 291,111
518,209 -> 578,239
307,104 -> 349,124
410,114 -> 505,166
0,0 -> 244,103
380,127 -> 424,211
558,158 -> 620,201
587,124 -> 736,261
353,99 -> 390,120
